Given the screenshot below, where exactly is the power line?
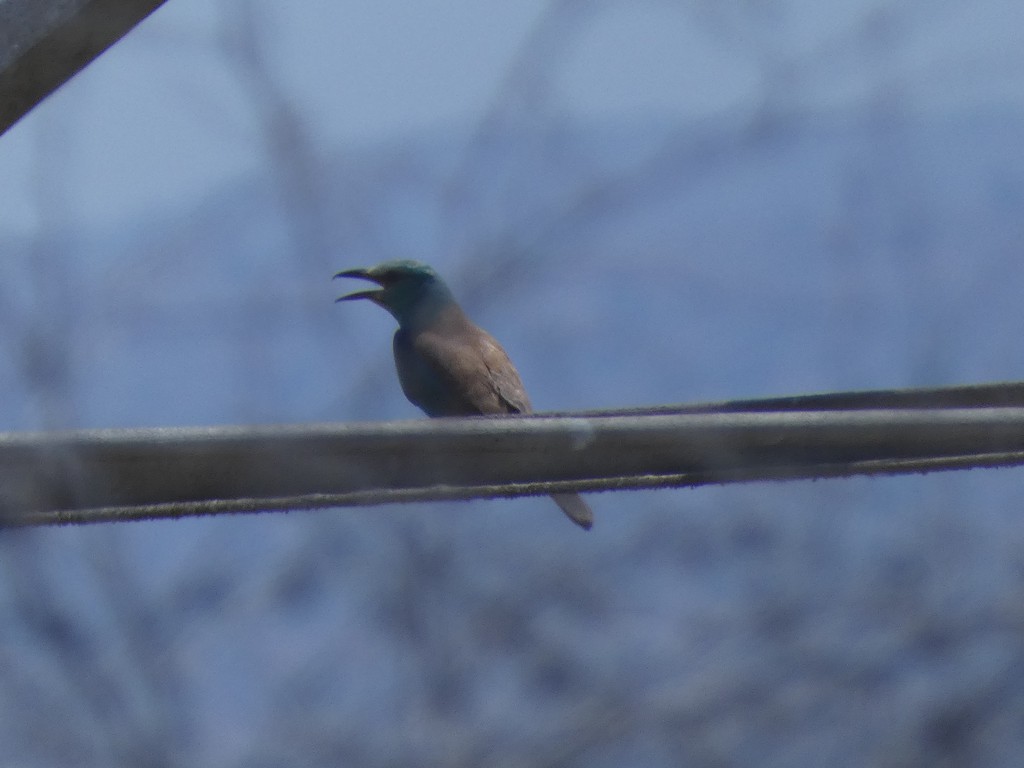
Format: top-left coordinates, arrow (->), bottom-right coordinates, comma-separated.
0,0 -> 167,136
4,382 -> 1024,527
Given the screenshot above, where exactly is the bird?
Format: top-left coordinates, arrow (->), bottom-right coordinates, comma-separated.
334,260 -> 593,530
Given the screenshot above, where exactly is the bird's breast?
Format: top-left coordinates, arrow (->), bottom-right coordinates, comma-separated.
393,329 -> 463,417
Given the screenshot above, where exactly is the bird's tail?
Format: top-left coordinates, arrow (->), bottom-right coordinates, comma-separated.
551,493 -> 594,531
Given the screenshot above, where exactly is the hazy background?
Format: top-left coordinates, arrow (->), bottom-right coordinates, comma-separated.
2,1 -> 1024,765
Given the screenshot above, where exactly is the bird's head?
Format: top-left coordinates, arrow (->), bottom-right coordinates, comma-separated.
334,260 -> 453,326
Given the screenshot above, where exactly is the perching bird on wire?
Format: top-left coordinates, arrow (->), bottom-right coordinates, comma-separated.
334,260 -> 593,530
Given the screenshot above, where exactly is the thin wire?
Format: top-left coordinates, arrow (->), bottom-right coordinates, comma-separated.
8,449 -> 1024,529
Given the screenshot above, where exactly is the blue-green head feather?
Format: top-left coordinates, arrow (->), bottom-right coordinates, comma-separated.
334,260 -> 455,327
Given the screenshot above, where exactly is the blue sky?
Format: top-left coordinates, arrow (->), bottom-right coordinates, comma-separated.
5,0 -> 1022,238
3,0 -> 741,232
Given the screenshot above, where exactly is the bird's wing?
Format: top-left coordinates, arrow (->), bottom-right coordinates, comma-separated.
477,332 -> 533,414
413,328 -> 532,416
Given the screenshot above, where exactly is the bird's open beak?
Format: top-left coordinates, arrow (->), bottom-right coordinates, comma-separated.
333,268 -> 384,303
